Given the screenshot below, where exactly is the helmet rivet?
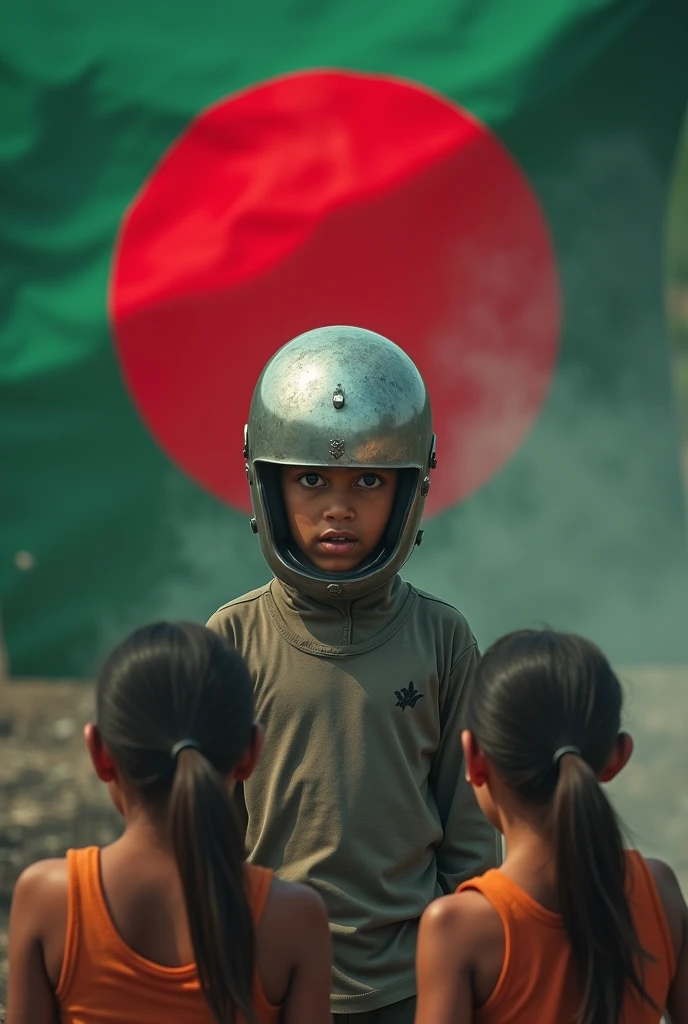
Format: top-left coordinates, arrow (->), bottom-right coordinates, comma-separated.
332,386 -> 345,410
327,583 -> 342,596
420,476 -> 431,497
415,530 -> 424,547
249,517 -> 258,534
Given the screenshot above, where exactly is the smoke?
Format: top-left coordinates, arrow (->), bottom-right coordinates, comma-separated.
408,131 -> 688,665
409,359 -> 688,664
91,469 -> 270,674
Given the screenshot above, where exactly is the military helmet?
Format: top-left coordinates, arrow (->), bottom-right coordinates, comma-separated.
244,325 -> 436,600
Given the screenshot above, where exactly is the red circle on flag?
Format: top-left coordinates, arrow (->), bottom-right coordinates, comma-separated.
110,70 -> 559,516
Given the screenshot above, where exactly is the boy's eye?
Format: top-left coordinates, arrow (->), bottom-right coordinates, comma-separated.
357,473 -> 382,489
298,473 -> 325,488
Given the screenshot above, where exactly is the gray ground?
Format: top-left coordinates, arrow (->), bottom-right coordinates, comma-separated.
0,682 -> 120,1020
1,666 -> 687,1020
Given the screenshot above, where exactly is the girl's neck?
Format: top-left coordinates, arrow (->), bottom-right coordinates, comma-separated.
499,813 -> 561,913
114,803 -> 175,854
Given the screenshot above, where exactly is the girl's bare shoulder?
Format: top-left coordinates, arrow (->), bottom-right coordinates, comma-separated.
262,875 -> 328,928
12,858 -> 68,918
254,874 -> 331,1005
10,858 -> 69,986
421,889 -> 503,959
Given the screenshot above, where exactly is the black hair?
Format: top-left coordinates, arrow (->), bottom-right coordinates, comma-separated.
96,621 -> 256,1024
466,628 -> 656,1024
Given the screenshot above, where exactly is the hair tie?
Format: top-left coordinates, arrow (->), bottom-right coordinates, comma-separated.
171,738 -> 201,762
552,745 -> 582,769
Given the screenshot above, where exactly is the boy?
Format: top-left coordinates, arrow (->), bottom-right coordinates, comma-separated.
208,326 -> 499,1021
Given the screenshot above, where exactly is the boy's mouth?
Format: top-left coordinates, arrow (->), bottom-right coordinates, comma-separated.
318,530 -> 358,556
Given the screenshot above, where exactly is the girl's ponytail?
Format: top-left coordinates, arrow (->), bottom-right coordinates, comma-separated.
553,752 -> 656,1024
96,623 -> 258,1021
169,745 -> 255,1024
467,629 -> 661,1024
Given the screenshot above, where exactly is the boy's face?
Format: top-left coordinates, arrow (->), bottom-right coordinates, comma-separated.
281,466 -> 399,574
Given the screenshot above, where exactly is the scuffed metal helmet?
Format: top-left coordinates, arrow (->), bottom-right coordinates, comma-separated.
244,325 -> 436,600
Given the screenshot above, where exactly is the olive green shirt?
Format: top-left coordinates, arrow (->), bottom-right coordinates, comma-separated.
208,574 -> 499,1013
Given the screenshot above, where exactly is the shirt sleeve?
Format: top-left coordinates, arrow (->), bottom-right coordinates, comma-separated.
430,641 -> 501,895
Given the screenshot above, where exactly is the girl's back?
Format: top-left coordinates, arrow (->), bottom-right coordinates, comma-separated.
11,841 -> 327,1024
453,851 -> 680,1023
7,622 -> 332,1024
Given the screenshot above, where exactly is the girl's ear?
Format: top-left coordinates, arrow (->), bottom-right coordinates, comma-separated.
84,723 -> 117,782
233,723 -> 264,782
598,731 -> 633,783
461,729 -> 490,787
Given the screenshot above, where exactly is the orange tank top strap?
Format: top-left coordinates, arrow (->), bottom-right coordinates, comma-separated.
457,869 -> 576,1022
56,846 -> 105,1001
457,853 -> 676,1023
244,863 -> 281,1021
624,851 -> 676,1007
245,863 -> 274,926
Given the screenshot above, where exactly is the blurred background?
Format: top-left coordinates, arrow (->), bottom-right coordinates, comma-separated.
1,4 -> 688,1015
670,125 -> 688,452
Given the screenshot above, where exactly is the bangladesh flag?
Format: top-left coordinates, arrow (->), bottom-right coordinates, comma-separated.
2,0 -> 687,676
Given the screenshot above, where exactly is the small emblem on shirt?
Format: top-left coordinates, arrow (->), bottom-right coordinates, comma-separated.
395,682 -> 424,710
329,438 -> 345,459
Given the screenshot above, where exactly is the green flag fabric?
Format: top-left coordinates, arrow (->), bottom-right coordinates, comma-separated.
2,0 -> 687,676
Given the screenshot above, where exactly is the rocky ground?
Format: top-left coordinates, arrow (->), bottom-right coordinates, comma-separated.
1,666 -> 687,1020
0,681 -> 121,1021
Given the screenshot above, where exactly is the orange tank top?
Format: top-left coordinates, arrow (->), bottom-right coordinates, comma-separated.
457,851 -> 676,1023
56,846 -> 281,1024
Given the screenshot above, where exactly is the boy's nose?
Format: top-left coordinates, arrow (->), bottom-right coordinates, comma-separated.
323,497 -> 355,520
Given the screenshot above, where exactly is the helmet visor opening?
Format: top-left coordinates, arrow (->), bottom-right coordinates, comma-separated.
254,462 -> 419,584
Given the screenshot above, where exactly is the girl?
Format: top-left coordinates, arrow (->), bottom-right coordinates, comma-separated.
415,629 -> 688,1024
7,622 -> 332,1024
